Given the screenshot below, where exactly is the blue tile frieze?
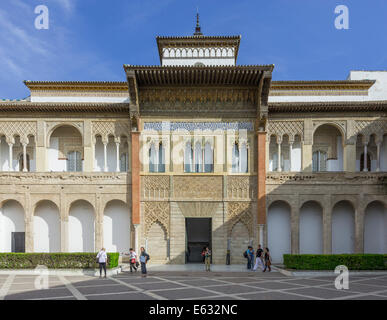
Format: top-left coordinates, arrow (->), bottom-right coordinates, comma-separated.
143,122 -> 254,132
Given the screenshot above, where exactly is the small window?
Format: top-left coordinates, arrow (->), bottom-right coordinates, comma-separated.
312,151 -> 327,172
67,151 -> 82,172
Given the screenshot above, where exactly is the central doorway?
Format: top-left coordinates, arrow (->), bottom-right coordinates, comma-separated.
185,218 -> 212,263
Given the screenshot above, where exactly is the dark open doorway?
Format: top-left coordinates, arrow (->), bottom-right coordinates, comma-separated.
185,218 -> 211,263
11,232 -> 25,253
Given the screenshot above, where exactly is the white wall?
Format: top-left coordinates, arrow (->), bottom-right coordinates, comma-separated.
348,71 -> 387,100
0,201 -> 25,252
103,200 -> 130,253
267,201 -> 291,263
68,201 -> 95,252
94,139 -> 104,171
299,202 -> 323,254
48,137 -> 66,171
34,201 -> 61,252
291,142 -> 302,171
332,202 -> 355,254
327,136 -> 343,171
364,202 -> 386,254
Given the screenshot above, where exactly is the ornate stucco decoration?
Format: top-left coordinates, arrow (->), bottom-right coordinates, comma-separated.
92,121 -> 130,141
0,121 -> 37,143
177,201 -> 219,218
267,120 -> 304,142
141,176 -> 170,200
227,202 -> 253,238
173,176 -> 223,200
144,201 -> 170,237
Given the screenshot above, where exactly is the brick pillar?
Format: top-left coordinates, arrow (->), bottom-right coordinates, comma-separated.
131,132 -> 141,226
257,131 -> 267,246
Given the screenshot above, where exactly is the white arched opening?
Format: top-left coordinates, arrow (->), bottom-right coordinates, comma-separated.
332,201 -> 355,254
49,125 -> 83,172
299,201 -> 323,254
34,201 -> 60,252
184,142 -> 193,173
103,200 -> 130,253
0,200 -> 25,252
267,201 -> 291,263
147,222 -> 167,263
364,201 -> 387,254
68,200 -> 95,252
230,222 -> 250,264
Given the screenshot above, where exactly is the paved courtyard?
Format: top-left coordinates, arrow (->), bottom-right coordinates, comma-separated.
1,271 -> 387,300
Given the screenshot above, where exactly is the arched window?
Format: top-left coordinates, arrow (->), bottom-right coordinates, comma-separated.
149,142 -> 165,173
149,143 -> 157,173
19,154 -> 30,172
67,151 -> 82,172
184,142 -> 193,173
360,152 -> 371,172
232,142 -> 239,173
194,142 -> 202,173
120,153 -> 128,172
204,142 -> 213,173
158,142 -> 165,173
312,150 -> 327,172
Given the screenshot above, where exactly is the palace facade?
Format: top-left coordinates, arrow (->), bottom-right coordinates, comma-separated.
0,22 -> 386,263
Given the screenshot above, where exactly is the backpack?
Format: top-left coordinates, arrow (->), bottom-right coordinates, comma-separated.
243,251 -> 248,258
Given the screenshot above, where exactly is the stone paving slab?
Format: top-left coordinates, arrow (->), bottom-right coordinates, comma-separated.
238,291 -> 316,300
285,287 -> 356,299
131,281 -> 186,291
205,284 -> 261,294
153,288 -> 217,299
77,284 -> 132,295
5,288 -> 73,300
85,292 -> 156,300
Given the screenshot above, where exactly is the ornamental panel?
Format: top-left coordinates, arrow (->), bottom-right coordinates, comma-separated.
141,176 -> 170,200
0,121 -> 37,141
267,120 -> 304,141
227,202 -> 253,238
227,176 -> 257,199
173,176 -> 223,200
143,201 -> 169,237
92,121 -> 130,140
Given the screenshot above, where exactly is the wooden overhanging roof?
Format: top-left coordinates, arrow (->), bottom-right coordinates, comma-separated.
270,80 -> 375,91
123,65 -> 274,86
269,100 -> 387,113
24,81 -> 128,92
156,35 -> 241,64
0,102 -> 129,113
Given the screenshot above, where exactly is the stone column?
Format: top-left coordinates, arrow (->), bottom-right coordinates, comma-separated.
258,224 -> 265,247
376,141 -> 381,172
24,192 -> 33,252
133,224 -> 140,254
131,132 -> 141,226
35,120 -> 47,172
290,204 -> 300,254
115,139 -> 120,172
83,120 -> 94,172
60,192 -> 68,252
103,140 -> 108,172
95,194 -> 103,250
277,136 -> 282,172
363,142 -> 368,172
355,206 -> 364,253
343,143 -> 356,172
7,141 -> 13,171
22,142 -> 28,172
322,203 -> 332,254
257,131 -> 267,229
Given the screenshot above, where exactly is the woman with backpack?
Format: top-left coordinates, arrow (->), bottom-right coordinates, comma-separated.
263,247 -> 272,272
139,246 -> 150,278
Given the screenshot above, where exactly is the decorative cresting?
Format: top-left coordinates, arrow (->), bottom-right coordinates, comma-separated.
92,121 -> 130,141
177,201 -> 219,218
354,120 -> 387,141
267,120 -> 304,142
144,201 -> 170,237
0,121 -> 37,142
173,176 -> 223,200
139,88 -> 257,104
227,202 -> 253,238
227,176 -> 257,199
141,175 -> 170,199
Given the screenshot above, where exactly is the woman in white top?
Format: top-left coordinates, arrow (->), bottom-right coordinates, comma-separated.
96,248 -> 108,278
129,248 -> 138,272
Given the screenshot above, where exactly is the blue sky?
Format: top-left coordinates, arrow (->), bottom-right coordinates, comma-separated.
0,0 -> 386,99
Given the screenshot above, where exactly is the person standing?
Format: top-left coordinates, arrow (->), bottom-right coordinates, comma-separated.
139,247 -> 150,278
245,246 -> 254,270
204,247 -> 211,272
129,248 -> 138,273
263,247 -> 272,272
96,248 -> 108,278
253,244 -> 264,271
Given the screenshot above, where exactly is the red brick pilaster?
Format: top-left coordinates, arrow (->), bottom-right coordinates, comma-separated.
257,131 -> 267,225
131,131 -> 141,225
